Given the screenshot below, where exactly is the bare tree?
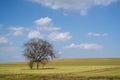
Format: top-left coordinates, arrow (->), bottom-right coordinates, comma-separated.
23,39 -> 57,69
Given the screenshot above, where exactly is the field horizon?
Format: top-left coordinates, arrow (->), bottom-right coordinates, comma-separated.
1,57 -> 120,63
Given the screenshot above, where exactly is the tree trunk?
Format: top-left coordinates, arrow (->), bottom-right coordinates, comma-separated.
36,62 -> 39,69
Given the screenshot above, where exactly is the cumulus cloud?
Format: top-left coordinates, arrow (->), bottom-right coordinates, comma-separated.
0,37 -> 9,44
28,30 -> 43,39
30,0 -> 118,16
88,32 -> 108,37
49,32 -> 72,41
66,43 -> 103,50
9,27 -> 24,36
35,17 -> 52,26
35,17 -> 60,31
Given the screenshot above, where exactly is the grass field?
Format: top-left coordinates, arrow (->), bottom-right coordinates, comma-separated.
0,58 -> 120,80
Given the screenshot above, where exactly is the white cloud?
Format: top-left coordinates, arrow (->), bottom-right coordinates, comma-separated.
0,37 -> 9,44
88,32 -> 109,37
49,32 -> 72,41
35,17 -> 52,26
31,0 -> 118,16
35,17 -> 60,31
9,27 -> 24,36
66,43 -> 103,50
28,30 -> 43,39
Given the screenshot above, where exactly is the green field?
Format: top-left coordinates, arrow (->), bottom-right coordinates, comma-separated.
0,58 -> 120,80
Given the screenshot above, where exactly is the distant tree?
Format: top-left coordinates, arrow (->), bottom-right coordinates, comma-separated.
23,39 -> 57,69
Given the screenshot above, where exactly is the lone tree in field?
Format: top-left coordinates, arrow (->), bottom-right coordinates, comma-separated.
23,38 -> 57,69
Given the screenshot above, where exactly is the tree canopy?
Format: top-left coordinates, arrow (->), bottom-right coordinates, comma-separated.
23,39 -> 57,69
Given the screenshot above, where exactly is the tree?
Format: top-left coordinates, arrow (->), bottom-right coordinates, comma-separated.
23,39 -> 57,69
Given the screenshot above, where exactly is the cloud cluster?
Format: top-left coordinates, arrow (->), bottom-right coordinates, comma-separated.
66,43 -> 103,51
30,0 -> 118,16
9,27 -> 24,36
0,26 -> 24,53
88,32 -> 108,37
49,32 -> 72,41
35,17 -> 60,31
32,17 -> 72,41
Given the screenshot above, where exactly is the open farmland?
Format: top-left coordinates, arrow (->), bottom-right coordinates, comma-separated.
0,58 -> 120,80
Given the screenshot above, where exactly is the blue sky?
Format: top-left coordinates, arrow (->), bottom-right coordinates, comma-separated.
0,0 -> 120,62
